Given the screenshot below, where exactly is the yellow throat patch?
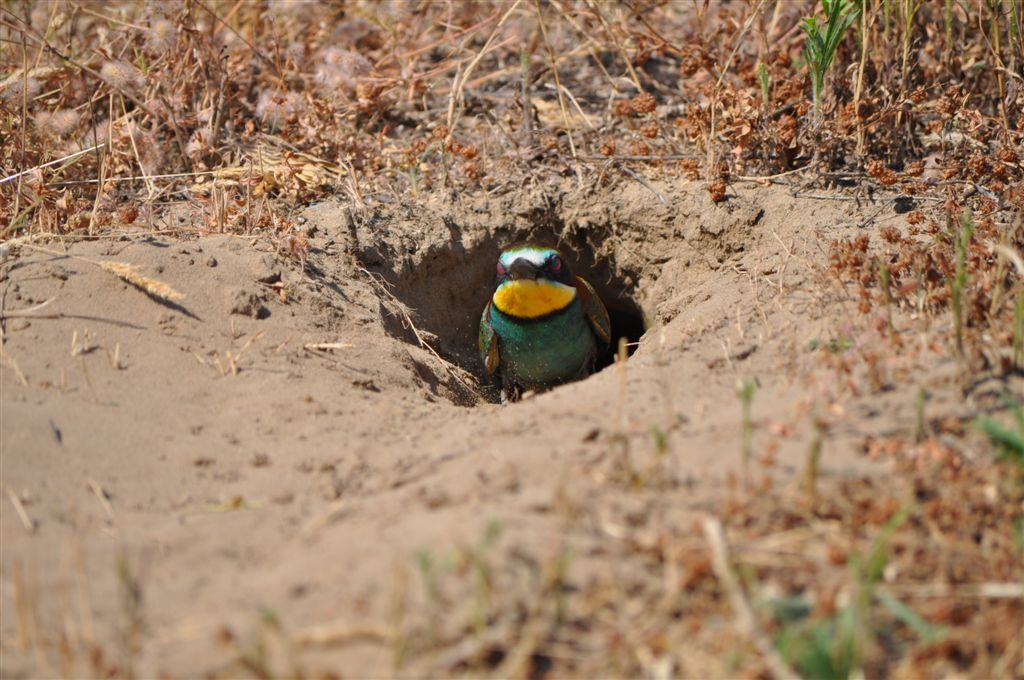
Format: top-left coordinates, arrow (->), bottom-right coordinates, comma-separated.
493,279 -> 577,319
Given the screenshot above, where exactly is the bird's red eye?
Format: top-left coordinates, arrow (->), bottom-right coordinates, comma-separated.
550,257 -> 562,272
497,262 -> 507,275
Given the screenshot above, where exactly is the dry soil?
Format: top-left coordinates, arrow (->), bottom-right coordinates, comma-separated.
0,180 -> 1008,677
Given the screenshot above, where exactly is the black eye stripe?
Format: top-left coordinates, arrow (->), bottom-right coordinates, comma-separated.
496,252 -> 566,277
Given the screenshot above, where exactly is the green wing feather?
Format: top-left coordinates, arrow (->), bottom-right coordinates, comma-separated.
575,276 -> 611,349
478,301 -> 500,376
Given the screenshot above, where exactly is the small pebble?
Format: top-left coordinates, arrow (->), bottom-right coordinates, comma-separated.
206,256 -> 218,267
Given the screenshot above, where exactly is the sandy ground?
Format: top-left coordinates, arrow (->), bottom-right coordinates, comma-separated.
0,180 -> 1009,677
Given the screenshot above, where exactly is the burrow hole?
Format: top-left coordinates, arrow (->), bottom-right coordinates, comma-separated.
371,219 -> 648,403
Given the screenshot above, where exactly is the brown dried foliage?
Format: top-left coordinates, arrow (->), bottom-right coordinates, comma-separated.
2,0 -> 1019,239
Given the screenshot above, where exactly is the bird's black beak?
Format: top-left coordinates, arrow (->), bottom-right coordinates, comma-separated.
509,258 -> 539,281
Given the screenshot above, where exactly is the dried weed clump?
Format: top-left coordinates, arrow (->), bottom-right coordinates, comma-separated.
374,424 -> 1022,679
2,0 -> 1020,239
720,449 -> 1023,679
828,204 -> 1024,380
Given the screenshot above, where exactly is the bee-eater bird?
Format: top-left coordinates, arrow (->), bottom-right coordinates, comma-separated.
479,245 -> 611,402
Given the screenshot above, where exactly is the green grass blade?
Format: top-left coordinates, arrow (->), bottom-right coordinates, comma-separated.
876,590 -> 945,644
975,417 -> 1024,462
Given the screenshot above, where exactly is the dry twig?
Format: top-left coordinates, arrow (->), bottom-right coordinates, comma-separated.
702,516 -> 799,680
7,488 -> 36,533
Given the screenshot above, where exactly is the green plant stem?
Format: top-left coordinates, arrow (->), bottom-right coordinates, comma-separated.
944,0 -> 953,61
854,2 -> 871,155
951,211 -> 975,361
739,377 -> 757,482
879,259 -> 894,337
804,415 -> 827,505
915,387 -> 928,443
758,61 -> 771,106
1014,293 -> 1024,369
811,74 -> 824,125
1009,0 -> 1022,59
520,48 -> 533,147
802,0 -> 860,125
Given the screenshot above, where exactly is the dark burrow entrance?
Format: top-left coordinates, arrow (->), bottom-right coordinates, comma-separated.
357,212 -> 649,404
593,289 -> 647,370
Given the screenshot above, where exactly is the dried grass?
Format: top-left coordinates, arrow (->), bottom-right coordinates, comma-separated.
1,0 -> 1018,239
95,261 -> 184,302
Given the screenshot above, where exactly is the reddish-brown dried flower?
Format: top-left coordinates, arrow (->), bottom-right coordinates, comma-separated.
679,52 -> 701,77
707,179 -> 727,202
777,115 -> 797,146
679,159 -> 700,180
996,146 -> 1019,164
867,160 -> 899,186
117,204 -> 140,224
880,226 -> 901,243
463,161 -> 483,181
628,139 -> 651,156
631,92 -> 656,115
967,153 -> 989,176
612,100 -> 633,118
355,82 -> 385,108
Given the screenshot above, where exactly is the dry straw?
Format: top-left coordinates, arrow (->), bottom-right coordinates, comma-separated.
15,244 -> 185,304
95,261 -> 184,302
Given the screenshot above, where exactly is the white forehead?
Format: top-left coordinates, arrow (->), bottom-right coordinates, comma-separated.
499,246 -> 556,267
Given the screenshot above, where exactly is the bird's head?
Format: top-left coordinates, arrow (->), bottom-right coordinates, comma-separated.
492,245 -> 577,319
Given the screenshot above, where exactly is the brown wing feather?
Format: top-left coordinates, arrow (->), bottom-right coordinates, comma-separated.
479,301 -> 501,376
485,334 -> 500,375
575,276 -> 612,347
